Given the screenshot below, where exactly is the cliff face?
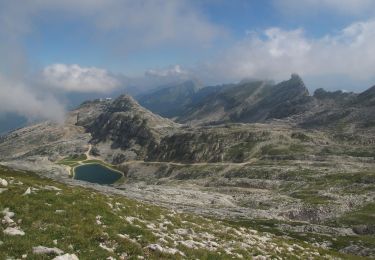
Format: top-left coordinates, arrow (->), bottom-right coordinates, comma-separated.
177,75 -> 313,125
88,95 -> 175,143
84,95 -> 178,161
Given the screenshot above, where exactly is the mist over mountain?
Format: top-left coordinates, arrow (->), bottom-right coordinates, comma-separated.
1,1 -> 375,258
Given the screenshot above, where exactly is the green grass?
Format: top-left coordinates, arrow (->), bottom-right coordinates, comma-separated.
57,154 -> 87,165
82,160 -> 114,169
290,190 -> 332,205
0,165 -> 351,259
259,143 -> 307,157
334,203 -> 375,227
225,141 -> 257,162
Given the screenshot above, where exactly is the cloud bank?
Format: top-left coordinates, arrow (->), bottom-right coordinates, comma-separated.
145,65 -> 188,78
0,74 -> 65,123
0,0 -> 223,122
199,19 -> 375,86
42,64 -> 120,93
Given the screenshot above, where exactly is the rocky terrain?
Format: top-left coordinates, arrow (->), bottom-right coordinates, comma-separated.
1,165 -> 355,259
0,75 -> 374,258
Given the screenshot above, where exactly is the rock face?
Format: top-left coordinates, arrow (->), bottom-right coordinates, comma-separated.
86,95 -> 178,160
178,74 -> 313,125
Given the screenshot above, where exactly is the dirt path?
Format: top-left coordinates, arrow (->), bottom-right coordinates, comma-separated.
84,144 -> 93,160
121,158 -> 258,167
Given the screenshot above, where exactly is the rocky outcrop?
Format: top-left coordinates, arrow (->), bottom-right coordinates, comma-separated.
86,95 -> 178,160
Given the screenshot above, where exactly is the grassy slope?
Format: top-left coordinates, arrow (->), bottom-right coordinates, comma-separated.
0,166 -> 358,260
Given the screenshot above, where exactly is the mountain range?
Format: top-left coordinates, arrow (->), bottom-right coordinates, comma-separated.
1,75 -> 374,258
137,74 -> 375,130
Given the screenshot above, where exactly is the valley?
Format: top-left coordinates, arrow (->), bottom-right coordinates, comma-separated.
0,75 -> 374,259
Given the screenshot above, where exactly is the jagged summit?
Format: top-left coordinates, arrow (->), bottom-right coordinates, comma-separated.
177,75 -> 312,125
290,73 -> 307,90
111,94 -> 139,111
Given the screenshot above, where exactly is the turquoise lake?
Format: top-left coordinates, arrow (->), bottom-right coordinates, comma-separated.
74,164 -> 122,184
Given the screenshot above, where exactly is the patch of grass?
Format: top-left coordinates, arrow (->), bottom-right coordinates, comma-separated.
290,190 -> 332,205
57,154 -> 87,166
259,143 -> 307,156
320,145 -> 375,158
82,160 -> 114,168
291,132 -> 312,142
225,141 -> 257,162
334,203 -> 375,227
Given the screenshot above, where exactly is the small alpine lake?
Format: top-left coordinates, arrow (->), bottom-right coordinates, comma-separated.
73,163 -> 123,185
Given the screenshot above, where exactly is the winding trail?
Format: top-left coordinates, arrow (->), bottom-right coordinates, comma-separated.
84,144 -> 93,160
121,158 -> 258,167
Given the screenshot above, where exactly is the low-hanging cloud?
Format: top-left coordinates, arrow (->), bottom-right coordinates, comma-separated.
42,64 -> 120,93
0,74 -> 65,123
0,0 -> 223,123
198,19 -> 375,86
145,65 -> 188,78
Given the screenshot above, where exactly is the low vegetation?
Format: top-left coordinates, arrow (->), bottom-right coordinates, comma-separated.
0,166 -> 361,259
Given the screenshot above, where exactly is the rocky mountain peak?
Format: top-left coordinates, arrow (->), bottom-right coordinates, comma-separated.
110,94 -> 140,112
285,73 -> 309,96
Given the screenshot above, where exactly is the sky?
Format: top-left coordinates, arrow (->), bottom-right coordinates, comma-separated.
1,0 -> 375,124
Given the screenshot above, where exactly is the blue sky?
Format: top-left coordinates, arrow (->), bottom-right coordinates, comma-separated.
24,0 -> 363,72
1,0 -> 375,122
19,1 -> 373,74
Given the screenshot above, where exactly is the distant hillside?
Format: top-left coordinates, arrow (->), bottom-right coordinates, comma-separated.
300,85 -> 375,130
136,80 -> 201,118
137,75 -> 375,132
179,74 -> 313,125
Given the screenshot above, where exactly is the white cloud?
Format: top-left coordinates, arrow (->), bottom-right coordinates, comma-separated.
42,64 -> 120,93
0,0 -> 223,52
0,0 -> 223,122
198,19 -> 375,86
275,0 -> 375,16
145,65 -> 188,77
0,74 -> 65,123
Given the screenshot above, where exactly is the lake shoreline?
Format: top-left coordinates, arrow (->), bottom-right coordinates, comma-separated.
73,163 -> 124,185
